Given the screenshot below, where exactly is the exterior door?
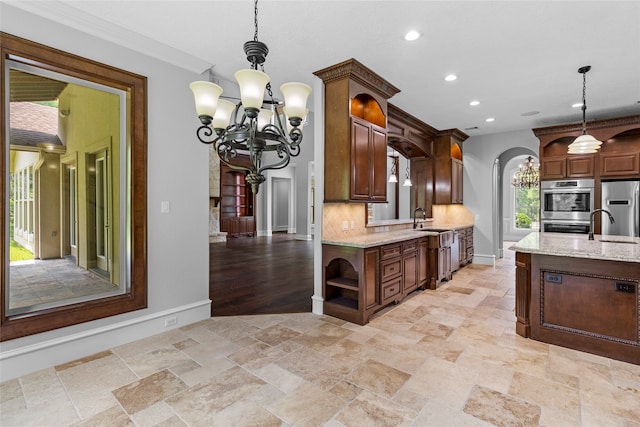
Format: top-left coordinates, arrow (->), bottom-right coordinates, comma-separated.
94,150 -> 111,274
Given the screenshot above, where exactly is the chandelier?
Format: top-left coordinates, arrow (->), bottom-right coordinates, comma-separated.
189,0 -> 311,194
512,156 -> 539,189
567,65 -> 601,154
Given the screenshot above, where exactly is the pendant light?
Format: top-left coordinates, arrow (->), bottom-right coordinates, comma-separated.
567,65 -> 601,154
403,160 -> 412,187
388,150 -> 398,183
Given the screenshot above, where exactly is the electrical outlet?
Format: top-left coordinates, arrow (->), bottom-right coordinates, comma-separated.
165,316 -> 178,327
342,220 -> 349,231
350,221 -> 355,230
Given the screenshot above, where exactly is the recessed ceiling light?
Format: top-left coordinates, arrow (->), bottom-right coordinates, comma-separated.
469,100 -> 480,106
572,102 -> 583,108
444,74 -> 457,82
404,30 -> 421,41
485,117 -> 495,122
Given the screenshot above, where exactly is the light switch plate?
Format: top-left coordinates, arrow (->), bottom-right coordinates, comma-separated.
161,201 -> 170,213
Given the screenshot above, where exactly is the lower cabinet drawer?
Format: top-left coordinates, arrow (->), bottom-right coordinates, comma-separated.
381,244 -> 402,260
381,258 -> 402,281
467,248 -> 474,260
381,278 -> 402,302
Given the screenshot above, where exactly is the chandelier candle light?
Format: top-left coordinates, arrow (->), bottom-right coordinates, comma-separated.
512,156 -> 539,189
190,0 -> 311,194
567,65 -> 602,154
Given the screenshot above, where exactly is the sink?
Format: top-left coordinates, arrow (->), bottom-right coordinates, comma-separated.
599,239 -> 638,245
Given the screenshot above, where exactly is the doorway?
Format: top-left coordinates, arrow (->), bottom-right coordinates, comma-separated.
272,177 -> 290,232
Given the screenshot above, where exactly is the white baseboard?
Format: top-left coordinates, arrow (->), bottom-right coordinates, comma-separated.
311,294 -> 324,315
472,254 -> 496,266
0,299 -> 211,382
295,234 -> 312,241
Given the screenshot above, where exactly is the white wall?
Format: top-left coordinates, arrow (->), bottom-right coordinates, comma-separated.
463,129 -> 539,264
0,4 -> 211,381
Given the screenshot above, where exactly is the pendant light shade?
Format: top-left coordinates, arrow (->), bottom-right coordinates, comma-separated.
567,65 -> 601,154
211,99 -> 236,130
280,82 -> 312,120
234,69 -> 270,113
189,81 -> 224,120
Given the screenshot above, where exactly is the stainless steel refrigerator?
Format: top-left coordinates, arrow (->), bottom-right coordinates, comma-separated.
601,180 -> 640,237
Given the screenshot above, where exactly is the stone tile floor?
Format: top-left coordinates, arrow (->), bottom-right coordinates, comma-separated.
9,258 -> 117,310
1,248 -> 639,426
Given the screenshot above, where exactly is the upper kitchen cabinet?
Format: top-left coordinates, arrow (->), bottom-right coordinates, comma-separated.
434,129 -> 469,204
534,115 -> 640,181
314,59 -> 400,202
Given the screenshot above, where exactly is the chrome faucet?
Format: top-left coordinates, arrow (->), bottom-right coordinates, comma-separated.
589,208 -> 615,240
413,207 -> 426,229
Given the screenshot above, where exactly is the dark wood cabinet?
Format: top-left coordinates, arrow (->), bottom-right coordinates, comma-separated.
540,155 -> 594,180
402,240 -> 418,295
540,156 -> 566,180
600,152 -> 640,177
380,243 -> 402,305
514,252 -> 531,338
322,245 -> 379,325
220,163 -> 255,237
351,117 -> 388,201
433,130 -> 468,205
457,226 -> 473,266
535,115 -> 640,181
323,235 -> 431,325
314,59 -> 400,203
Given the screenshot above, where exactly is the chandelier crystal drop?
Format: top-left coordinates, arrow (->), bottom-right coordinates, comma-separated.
567,65 -> 601,154
189,0 -> 311,194
512,156 -> 539,189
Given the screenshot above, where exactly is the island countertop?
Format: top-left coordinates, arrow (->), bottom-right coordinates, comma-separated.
510,232 -> 640,263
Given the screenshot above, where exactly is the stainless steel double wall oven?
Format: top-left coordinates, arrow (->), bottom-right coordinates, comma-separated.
540,179 -> 595,234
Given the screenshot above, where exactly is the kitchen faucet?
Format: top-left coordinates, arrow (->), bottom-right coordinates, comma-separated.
589,208 -> 615,240
413,207 -> 426,229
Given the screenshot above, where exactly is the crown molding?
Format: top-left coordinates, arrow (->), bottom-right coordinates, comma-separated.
4,1 -> 211,74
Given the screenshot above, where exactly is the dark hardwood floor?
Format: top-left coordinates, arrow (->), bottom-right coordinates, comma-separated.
210,233 -> 314,316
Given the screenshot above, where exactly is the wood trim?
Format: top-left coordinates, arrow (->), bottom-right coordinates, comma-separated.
313,58 -> 401,100
1,32 -> 148,341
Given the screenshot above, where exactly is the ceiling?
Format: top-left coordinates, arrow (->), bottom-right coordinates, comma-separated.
8,0 -> 640,136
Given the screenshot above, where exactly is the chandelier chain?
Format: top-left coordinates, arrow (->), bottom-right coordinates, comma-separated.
253,0 -> 259,42
582,70 -> 587,134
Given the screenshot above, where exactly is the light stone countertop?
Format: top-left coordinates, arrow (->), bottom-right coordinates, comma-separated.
322,223 -> 474,248
509,232 -> 640,263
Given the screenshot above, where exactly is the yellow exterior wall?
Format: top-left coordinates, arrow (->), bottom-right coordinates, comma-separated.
58,83 -> 121,284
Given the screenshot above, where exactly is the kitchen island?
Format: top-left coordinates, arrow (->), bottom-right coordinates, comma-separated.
510,232 -> 640,364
